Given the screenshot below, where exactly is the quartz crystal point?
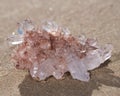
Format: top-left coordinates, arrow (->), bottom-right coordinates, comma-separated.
11,20 -> 113,82
7,32 -> 23,45
7,19 -> 34,46
17,19 -> 34,34
42,20 -> 58,33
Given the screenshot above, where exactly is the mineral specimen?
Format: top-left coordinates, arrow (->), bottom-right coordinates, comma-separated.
9,20 -> 113,82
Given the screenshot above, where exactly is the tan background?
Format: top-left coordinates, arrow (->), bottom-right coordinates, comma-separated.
0,0 -> 120,96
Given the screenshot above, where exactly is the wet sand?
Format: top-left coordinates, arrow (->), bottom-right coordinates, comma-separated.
0,0 -> 120,96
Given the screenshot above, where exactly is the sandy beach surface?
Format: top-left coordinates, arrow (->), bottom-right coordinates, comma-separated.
0,0 -> 120,96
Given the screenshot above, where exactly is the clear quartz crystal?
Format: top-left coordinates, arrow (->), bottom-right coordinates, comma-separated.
7,19 -> 35,46
11,20 -> 113,82
102,44 -> 113,61
78,35 -> 87,45
42,20 -> 58,34
7,32 -> 23,46
62,27 -> 70,37
87,38 -> 97,46
67,54 -> 90,81
84,49 -> 103,70
17,19 -> 34,35
30,63 -> 39,78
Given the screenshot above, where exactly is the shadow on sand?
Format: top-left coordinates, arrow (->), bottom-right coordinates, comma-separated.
18,60 -> 120,96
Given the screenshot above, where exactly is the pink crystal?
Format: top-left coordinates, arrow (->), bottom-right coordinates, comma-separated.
11,20 -> 113,82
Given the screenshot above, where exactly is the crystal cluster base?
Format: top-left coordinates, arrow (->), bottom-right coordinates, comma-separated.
10,20 -> 113,82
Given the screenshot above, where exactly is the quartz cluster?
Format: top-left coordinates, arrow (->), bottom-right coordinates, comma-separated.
9,19 -> 113,81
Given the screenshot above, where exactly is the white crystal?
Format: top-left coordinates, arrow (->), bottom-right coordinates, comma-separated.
17,19 -> 34,34
102,44 -> 113,61
87,38 -> 97,46
61,27 -> 70,37
67,54 -> 90,81
42,20 -> 58,33
83,50 -> 103,70
7,33 -> 23,46
78,35 -> 87,45
30,63 -> 39,77
7,19 -> 35,46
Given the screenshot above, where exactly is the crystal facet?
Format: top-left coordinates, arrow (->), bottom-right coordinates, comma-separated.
7,33 -> 23,46
42,20 -> 59,34
7,19 -> 35,46
17,19 -> 34,35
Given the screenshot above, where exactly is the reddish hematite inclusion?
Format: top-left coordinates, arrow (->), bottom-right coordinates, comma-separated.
9,20 -> 113,81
